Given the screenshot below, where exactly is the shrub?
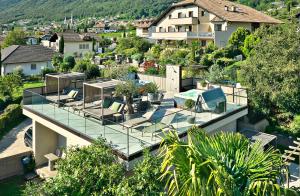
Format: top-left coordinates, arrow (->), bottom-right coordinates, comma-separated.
131,53 -> 144,63
86,64 -> 100,79
145,67 -> 159,75
200,54 -> 213,67
0,104 -> 24,131
291,115 -> 300,135
216,57 -> 236,67
185,99 -> 195,110
41,67 -> 57,78
144,82 -> 159,94
62,56 -> 76,71
127,66 -> 138,73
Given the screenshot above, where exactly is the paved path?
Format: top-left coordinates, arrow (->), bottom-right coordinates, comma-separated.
0,118 -> 32,158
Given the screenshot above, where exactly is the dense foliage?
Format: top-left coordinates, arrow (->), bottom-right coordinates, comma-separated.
160,127 -> 291,195
2,30 -> 26,47
23,139 -> 164,195
241,24 -> 300,121
0,0 -> 296,23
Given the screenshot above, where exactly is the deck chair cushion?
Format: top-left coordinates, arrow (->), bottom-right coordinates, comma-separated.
67,90 -> 76,98
109,102 -> 121,112
118,104 -> 125,113
102,98 -> 111,108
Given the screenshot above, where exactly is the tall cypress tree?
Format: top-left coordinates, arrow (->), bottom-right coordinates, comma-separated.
0,45 -> 2,76
59,36 -> 64,54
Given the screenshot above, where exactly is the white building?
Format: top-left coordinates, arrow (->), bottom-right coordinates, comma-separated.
47,31 -> 99,57
0,45 -> 55,76
147,0 -> 282,47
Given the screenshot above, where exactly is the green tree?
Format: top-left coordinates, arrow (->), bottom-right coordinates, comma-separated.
51,54 -> 63,69
116,150 -> 164,195
228,27 -> 251,49
115,80 -> 138,114
242,33 -> 260,57
86,64 -> 100,79
160,127 -> 288,195
241,24 -> 300,117
61,56 -> 76,71
59,35 -> 64,54
0,46 -> 2,75
3,30 -> 26,47
0,73 -> 23,97
23,139 -> 125,195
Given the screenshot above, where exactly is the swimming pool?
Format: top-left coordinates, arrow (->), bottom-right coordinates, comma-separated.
174,89 -> 203,107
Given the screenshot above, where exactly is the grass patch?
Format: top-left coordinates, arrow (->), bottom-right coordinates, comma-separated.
0,114 -> 26,141
0,175 -> 25,196
98,30 -> 135,38
14,80 -> 44,98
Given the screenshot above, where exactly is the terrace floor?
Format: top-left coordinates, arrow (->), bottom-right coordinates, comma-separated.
23,92 -> 246,158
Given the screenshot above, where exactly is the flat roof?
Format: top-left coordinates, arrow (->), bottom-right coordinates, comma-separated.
240,129 -> 277,147
46,72 -> 86,79
84,80 -> 121,89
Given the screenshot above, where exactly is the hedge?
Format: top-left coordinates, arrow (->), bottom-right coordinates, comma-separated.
0,104 -> 24,131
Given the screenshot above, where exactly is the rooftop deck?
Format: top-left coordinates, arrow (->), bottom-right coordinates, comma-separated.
23,86 -> 248,160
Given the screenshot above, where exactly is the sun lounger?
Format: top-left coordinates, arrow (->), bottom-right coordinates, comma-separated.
83,101 -> 125,123
142,112 -> 176,140
46,89 -> 80,103
121,107 -> 158,129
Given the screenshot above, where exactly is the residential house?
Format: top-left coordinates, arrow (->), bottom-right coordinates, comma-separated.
93,22 -> 106,34
134,19 -> 155,38
0,45 -> 55,76
49,31 -> 99,57
148,0 -> 282,47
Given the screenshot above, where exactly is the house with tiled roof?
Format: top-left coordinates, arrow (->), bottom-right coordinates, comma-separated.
148,0 -> 282,47
47,31 -> 100,57
0,45 -> 55,76
134,19 -> 155,38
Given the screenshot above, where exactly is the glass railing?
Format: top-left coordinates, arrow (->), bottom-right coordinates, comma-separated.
23,86 -> 247,157
23,89 -> 153,158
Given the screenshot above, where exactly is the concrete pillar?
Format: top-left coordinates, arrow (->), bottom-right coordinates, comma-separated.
33,121 -> 58,166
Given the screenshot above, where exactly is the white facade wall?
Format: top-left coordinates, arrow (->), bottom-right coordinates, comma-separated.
2,61 -> 53,76
214,22 -> 252,47
56,37 -> 94,56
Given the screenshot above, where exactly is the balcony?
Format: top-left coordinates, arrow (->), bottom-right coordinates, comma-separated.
151,31 -> 214,40
170,17 -> 198,25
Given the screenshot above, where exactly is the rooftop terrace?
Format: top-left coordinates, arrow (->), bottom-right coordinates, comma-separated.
23,81 -> 248,161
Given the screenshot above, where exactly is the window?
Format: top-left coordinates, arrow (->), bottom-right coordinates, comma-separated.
31,64 -> 37,70
169,15 -> 172,19
188,25 -> 192,32
168,26 -> 173,32
215,24 -> 222,31
201,40 -> 207,47
189,11 -> 193,17
79,44 -> 83,49
159,27 -> 163,32
85,44 -> 89,49
201,11 -> 205,16
79,44 -> 90,49
178,12 -> 184,18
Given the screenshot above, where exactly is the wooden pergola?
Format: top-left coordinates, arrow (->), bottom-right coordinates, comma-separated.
45,72 -> 86,103
83,80 -> 122,122
282,138 -> 300,188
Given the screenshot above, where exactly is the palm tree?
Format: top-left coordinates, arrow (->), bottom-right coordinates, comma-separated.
160,127 -> 288,196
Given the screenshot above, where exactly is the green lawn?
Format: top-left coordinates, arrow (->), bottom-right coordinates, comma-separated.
0,176 -> 25,196
14,80 -> 44,98
98,30 -> 135,38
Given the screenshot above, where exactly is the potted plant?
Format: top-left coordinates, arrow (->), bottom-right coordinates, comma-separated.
115,80 -> 138,119
127,66 -> 138,80
185,99 -> 195,124
145,82 -> 159,102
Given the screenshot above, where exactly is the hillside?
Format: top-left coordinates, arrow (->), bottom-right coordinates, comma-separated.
0,0 -> 295,23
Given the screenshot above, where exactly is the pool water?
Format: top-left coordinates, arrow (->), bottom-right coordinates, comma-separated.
179,89 -> 202,100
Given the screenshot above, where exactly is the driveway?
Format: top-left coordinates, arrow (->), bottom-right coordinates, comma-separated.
0,118 -> 32,158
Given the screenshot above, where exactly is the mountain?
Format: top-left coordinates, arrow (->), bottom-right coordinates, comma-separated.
0,0 -> 292,23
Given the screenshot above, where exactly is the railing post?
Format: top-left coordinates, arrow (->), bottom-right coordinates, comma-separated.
127,127 -> 129,158
233,87 -> 235,103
